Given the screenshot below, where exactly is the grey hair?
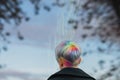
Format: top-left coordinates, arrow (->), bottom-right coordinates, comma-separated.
55,41 -> 81,64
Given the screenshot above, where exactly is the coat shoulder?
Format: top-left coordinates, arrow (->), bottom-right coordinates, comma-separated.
47,68 -> 96,80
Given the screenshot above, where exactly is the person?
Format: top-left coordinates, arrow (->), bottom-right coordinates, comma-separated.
47,41 -> 96,80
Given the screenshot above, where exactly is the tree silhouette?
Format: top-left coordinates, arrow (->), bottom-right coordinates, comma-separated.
0,0 -> 120,79
0,0 -> 41,52
110,0 -> 120,19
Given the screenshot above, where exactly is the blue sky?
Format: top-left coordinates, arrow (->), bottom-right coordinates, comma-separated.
0,0 -> 119,80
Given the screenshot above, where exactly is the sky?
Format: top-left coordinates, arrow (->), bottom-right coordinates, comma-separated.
0,0 -> 120,80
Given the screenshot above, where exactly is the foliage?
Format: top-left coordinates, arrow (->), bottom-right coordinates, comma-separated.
0,0 -> 120,79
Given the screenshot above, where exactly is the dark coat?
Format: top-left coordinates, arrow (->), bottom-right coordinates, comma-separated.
47,68 -> 96,80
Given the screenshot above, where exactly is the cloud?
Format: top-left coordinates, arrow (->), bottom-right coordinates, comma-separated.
0,69 -> 49,80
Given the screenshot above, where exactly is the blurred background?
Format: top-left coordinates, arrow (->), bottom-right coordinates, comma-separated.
0,0 -> 120,80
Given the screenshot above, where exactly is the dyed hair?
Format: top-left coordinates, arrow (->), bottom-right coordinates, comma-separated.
55,41 -> 81,66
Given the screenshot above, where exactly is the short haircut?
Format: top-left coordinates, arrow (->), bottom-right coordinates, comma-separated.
55,41 -> 81,65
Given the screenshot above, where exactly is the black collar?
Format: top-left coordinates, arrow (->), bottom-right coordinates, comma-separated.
48,67 -> 95,80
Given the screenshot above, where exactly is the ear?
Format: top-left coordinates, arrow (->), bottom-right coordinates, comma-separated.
78,57 -> 82,64
58,57 -> 64,69
74,57 -> 82,65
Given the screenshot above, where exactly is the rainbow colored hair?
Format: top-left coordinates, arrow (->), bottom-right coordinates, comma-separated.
55,41 -> 81,66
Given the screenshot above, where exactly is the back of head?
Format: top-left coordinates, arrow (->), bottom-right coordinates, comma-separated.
55,41 -> 81,66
